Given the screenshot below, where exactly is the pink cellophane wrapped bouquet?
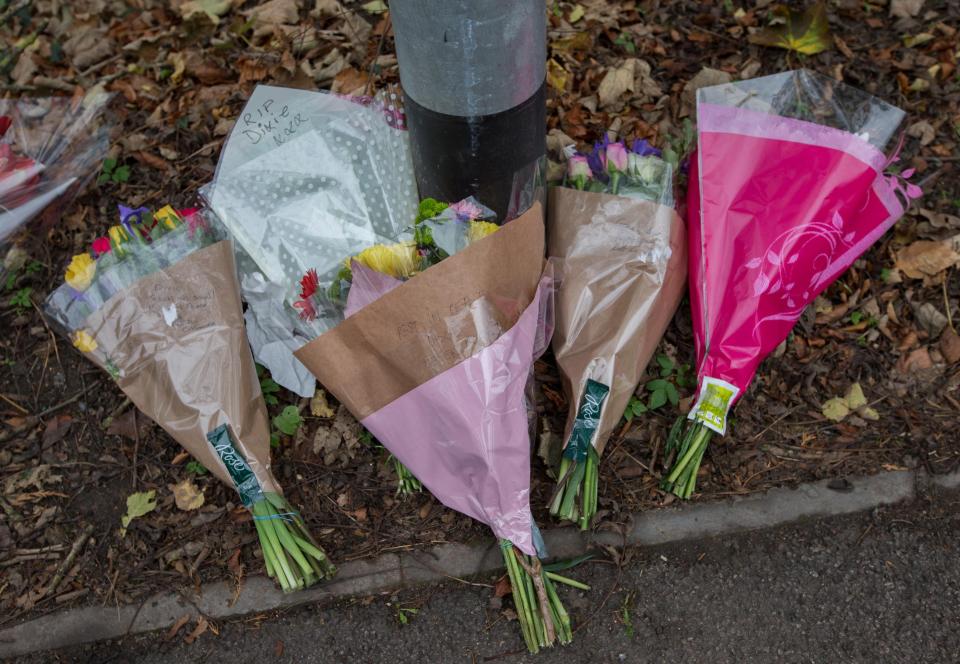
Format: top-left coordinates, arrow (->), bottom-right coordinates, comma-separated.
663,70 -> 921,498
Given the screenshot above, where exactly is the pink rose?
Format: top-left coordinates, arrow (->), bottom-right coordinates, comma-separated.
567,154 -> 592,180
605,142 -> 628,173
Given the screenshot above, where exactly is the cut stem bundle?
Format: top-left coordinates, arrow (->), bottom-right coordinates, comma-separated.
391,455 -> 422,496
549,445 -> 600,530
252,492 -> 335,592
660,417 -> 714,499
500,540 -> 575,653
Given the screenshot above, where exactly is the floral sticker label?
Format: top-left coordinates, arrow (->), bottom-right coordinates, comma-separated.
688,377 -> 739,435
207,424 -> 263,507
563,379 -> 610,461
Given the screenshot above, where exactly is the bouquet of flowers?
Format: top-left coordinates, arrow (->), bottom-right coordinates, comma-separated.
295,203 -> 583,653
291,197 -> 498,495
1,91 -> 112,242
663,70 -> 921,498
292,197 -> 498,327
202,84 -> 419,398
44,205 -> 335,591
547,139 -> 687,528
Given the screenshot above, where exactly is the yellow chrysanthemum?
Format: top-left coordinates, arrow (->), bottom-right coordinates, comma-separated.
65,254 -> 96,291
73,330 -> 98,353
352,242 -> 418,278
468,221 -> 499,244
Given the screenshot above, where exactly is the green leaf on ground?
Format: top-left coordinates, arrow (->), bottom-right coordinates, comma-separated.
272,405 -> 302,436
749,2 -> 832,55
120,490 -> 157,536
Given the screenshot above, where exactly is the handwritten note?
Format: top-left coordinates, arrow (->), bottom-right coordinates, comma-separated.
240,97 -> 306,147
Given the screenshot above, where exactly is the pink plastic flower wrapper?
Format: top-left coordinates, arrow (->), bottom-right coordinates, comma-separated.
295,204 -> 582,652
295,203 -> 551,556
663,70 -> 921,498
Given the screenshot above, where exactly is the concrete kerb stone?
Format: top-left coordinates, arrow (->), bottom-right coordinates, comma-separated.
0,468 -> 946,659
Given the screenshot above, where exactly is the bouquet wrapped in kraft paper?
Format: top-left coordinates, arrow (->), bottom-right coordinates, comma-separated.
296,203 -> 585,653
548,140 -> 687,529
45,206 -> 334,592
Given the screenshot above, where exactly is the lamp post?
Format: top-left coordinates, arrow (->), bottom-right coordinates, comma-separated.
390,0 -> 546,221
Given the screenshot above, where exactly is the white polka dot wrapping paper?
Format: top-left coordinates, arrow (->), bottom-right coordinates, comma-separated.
206,85 -> 419,295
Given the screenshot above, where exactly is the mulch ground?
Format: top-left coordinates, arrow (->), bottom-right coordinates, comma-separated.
1,0 -> 958,629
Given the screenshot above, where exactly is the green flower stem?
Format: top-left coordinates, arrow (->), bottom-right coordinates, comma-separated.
499,540 -> 578,653
552,447 -> 601,530
391,456 -> 422,496
661,421 -> 714,499
545,571 -> 590,591
251,494 -> 335,592
502,542 -> 538,653
543,576 -> 572,644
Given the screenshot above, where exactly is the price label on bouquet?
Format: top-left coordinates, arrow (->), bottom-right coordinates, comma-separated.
688,377 -> 739,435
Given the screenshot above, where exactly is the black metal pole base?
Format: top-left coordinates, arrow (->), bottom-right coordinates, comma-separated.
403,82 -> 546,222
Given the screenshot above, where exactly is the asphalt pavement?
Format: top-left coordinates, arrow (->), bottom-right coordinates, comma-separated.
16,484 -> 960,664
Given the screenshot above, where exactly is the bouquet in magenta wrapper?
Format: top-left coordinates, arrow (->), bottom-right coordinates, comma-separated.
663,70 -> 921,498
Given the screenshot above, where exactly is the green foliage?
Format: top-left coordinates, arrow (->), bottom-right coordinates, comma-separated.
620,592 -> 635,639
396,605 -> 419,626
623,354 -> 694,422
97,157 -> 131,185
5,260 -> 42,291
614,33 -> 636,54
413,197 -> 448,225
257,364 -> 281,406
8,286 -> 32,313
662,118 -> 695,168
186,460 -> 208,475
272,405 -> 302,436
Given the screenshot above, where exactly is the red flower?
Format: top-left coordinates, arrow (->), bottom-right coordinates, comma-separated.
92,237 -> 111,256
293,298 -> 317,322
299,268 -> 319,300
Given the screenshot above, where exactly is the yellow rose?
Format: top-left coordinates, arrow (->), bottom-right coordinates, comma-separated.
65,254 -> 96,291
73,330 -> 98,353
467,221 -> 499,244
353,242 -> 418,278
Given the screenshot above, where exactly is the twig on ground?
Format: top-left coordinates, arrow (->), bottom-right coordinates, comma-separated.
41,524 -> 94,600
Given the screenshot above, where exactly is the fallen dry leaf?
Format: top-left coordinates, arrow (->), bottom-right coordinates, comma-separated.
895,240 -> 960,278
597,59 -> 635,108
179,0 -> 234,23
183,616 -> 209,644
171,479 -> 205,511
907,120 -> 936,146
940,328 -> 960,364
42,414 -> 73,447
822,397 -> 851,422
889,0 -> 925,19
310,388 -> 335,418
546,59 -> 568,92
898,347 -> 933,373
165,614 -> 192,641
